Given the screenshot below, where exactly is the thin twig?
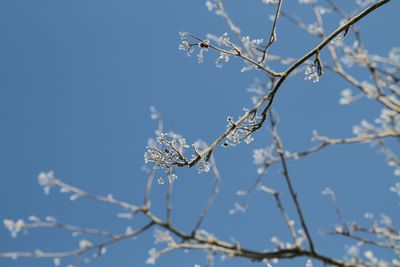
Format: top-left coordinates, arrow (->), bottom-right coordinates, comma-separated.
191,155 -> 221,235
270,112 -> 315,252
259,0 -> 284,63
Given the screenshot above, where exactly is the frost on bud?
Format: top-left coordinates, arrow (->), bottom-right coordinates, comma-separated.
229,202 -> 247,215
192,140 -> 211,174
270,236 -> 284,249
146,248 -> 160,265
205,0 -> 216,12
28,215 -> 41,223
157,177 -> 165,185
144,131 -> 189,183
262,0 -> 278,4
339,89 -> 352,105
223,109 -> 262,147
150,106 -> 160,121
197,47 -> 208,64
45,216 -> 57,223
253,145 -> 275,165
196,159 -> 210,174
167,173 -> 178,184
390,183 -> 400,197
307,23 -> 323,36
346,244 -> 359,258
241,36 -> 263,48
179,32 -> 211,62
352,119 -> 376,137
321,187 -> 336,202
304,65 -> 321,83
53,258 -> 61,266
178,32 -> 195,57
218,32 -> 230,46
154,229 -> 174,245
3,219 -> 25,238
305,51 -> 323,83
79,239 -> 94,249
299,0 -> 316,4
38,171 -> 56,195
215,52 -> 230,68
240,62 -> 255,73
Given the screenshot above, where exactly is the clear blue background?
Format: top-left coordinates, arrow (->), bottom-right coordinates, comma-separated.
1,1 -> 399,266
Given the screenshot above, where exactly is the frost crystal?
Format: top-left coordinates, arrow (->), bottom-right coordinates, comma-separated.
79,239 -> 94,249
178,32 -> 195,57
304,65 -> 321,83
38,171 -> 56,195
262,0 -> 278,4
192,140 -> 211,174
144,131 -> 189,183
307,23 -> 323,36
196,159 -> 210,174
321,187 -> 336,202
305,52 -> 323,83
53,258 -> 61,266
229,202 -> 247,215
154,229 -> 174,245
338,89 -> 353,105
197,47 -> 208,64
218,32 -> 230,46
253,145 -> 276,165
150,106 -> 160,120
3,219 -> 25,238
390,183 -> 400,196
215,52 -> 230,68
299,0 -> 316,4
223,110 -> 261,147
146,248 -> 160,265
205,1 -> 216,11
241,36 -> 263,50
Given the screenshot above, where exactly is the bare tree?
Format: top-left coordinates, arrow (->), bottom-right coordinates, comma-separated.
2,0 -> 400,266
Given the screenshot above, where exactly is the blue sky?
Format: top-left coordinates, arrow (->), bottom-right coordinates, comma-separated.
1,1 -> 399,267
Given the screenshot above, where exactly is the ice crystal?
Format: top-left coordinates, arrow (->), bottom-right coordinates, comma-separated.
144,131 -> 189,183
197,47 -> 208,63
196,159 -> 210,174
299,0 -> 316,4
215,52 -> 230,68
339,89 -> 354,105
229,202 -> 247,215
262,0 -> 278,4
223,110 -> 261,147
146,248 -> 160,265
192,140 -> 211,174
304,65 -> 321,83
178,32 -> 195,57
3,219 -> 25,238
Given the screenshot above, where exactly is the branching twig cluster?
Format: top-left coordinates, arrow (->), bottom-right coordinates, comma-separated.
2,0 -> 400,267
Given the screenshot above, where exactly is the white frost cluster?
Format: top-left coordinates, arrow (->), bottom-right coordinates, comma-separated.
262,0 -> 279,4
253,145 -> 276,174
3,219 -> 25,238
144,131 -> 189,184
304,65 -> 321,83
223,109 -> 263,147
299,0 -> 316,4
